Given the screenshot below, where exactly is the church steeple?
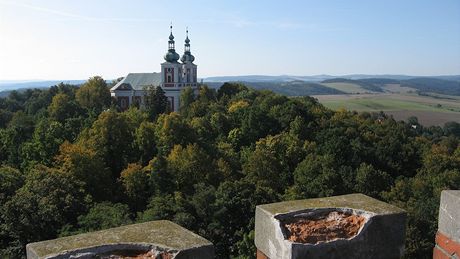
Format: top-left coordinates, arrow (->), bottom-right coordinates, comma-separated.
181,28 -> 195,64
164,24 -> 180,62
168,25 -> 175,50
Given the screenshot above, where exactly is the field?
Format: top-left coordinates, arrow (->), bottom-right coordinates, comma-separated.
321,82 -> 375,94
312,84 -> 460,126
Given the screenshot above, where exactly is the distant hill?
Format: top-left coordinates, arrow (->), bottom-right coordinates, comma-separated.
207,77 -> 460,96
204,75 -> 337,82
319,77 -> 460,96
401,78 -> 460,96
0,80 -> 86,91
321,78 -> 384,92
206,81 -> 345,96
203,74 -> 460,83
2,75 -> 460,97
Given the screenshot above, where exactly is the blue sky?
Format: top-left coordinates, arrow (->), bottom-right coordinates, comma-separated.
0,0 -> 459,80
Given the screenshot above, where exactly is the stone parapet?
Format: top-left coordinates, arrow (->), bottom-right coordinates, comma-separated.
434,190 -> 460,259
255,193 -> 406,259
26,220 -> 214,259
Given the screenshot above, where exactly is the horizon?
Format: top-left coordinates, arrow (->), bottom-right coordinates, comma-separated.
2,73 -> 460,83
1,0 -> 460,80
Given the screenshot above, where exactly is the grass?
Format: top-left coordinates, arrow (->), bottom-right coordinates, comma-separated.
381,84 -> 416,93
313,93 -> 460,126
321,98 -> 446,112
321,82 -> 376,94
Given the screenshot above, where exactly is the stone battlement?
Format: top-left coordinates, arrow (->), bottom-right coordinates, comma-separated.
255,194 -> 407,259
433,190 -> 460,259
26,220 -> 214,259
26,194 -> 411,259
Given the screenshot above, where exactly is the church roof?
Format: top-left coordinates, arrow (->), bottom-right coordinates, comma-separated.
111,73 -> 161,91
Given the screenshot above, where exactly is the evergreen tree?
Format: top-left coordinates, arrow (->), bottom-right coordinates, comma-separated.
144,86 -> 169,120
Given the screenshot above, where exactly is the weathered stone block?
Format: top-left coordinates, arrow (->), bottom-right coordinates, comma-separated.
26,220 -> 214,259
255,193 -> 406,259
434,190 -> 460,259
438,190 -> 460,244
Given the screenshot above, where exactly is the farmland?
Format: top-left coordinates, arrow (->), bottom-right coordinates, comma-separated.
313,91 -> 460,126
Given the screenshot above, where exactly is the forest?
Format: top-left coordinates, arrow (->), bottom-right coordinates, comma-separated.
0,76 -> 459,258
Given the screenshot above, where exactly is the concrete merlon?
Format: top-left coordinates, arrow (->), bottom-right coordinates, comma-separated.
26,220 -> 214,259
255,194 -> 406,259
438,190 -> 460,244
257,193 -> 405,216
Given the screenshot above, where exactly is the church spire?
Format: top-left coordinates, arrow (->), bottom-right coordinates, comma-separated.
184,27 -> 190,52
168,24 -> 175,50
164,24 -> 180,62
181,27 -> 195,63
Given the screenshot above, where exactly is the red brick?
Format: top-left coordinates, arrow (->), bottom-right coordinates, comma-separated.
435,231 -> 460,258
434,246 -> 451,259
256,249 -> 269,259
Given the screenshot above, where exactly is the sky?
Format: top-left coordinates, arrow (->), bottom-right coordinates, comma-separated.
0,0 -> 459,80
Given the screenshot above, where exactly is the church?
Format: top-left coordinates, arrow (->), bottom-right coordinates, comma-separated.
110,26 -> 198,111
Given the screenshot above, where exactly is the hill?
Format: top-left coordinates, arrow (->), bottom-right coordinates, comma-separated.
203,74 -> 460,83
0,81 -> 458,258
321,78 -> 384,93
207,80 -> 344,96
204,75 -> 460,97
0,80 -> 86,91
401,78 -> 460,96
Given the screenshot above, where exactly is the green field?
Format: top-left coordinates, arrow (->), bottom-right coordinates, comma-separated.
320,96 -> 459,112
321,82 -> 375,94
311,81 -> 460,126
314,93 -> 460,126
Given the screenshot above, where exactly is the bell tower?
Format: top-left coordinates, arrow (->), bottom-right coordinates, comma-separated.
161,25 -> 182,89
159,25 -> 198,111
181,28 -> 197,87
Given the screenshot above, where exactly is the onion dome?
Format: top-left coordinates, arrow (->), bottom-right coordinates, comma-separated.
164,51 -> 180,63
181,28 -> 195,63
164,25 -> 180,63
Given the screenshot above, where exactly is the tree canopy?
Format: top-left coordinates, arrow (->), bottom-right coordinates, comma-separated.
0,79 -> 458,258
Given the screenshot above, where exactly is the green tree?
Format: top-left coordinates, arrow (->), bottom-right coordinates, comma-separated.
76,76 -> 111,112
154,112 -> 196,154
120,163 -> 152,211
197,85 -> 217,103
144,86 -> 169,120
180,86 -> 195,113
0,166 -> 24,205
78,110 -> 135,176
75,202 -> 132,232
211,179 -> 277,258
0,112 -> 35,166
167,144 -> 219,194
292,154 -> 343,198
48,93 -> 81,122
383,143 -> 460,258
147,156 -> 176,196
355,163 -> 392,198
20,118 -> 66,167
217,82 -> 248,100
134,121 -> 157,165
0,109 -> 13,128
55,141 -> 114,201
444,121 -> 460,137
1,166 -> 89,256
243,133 -> 306,193
138,194 -> 177,222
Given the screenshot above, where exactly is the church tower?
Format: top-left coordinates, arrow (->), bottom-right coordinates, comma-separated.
111,25 -> 199,112
161,25 -> 182,88
181,28 -> 197,87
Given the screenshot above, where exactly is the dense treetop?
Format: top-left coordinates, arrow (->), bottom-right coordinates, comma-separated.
0,77 -> 459,258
